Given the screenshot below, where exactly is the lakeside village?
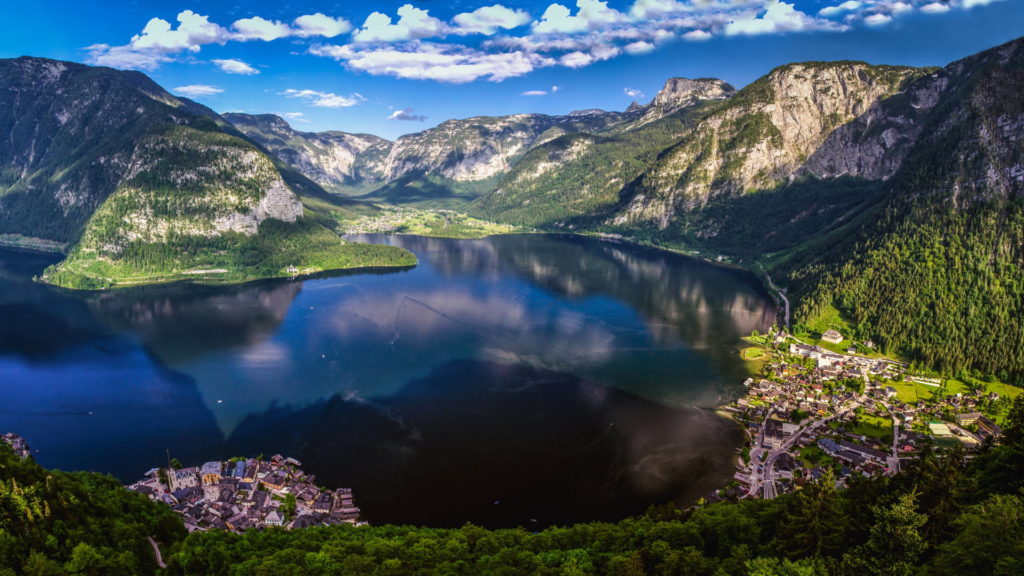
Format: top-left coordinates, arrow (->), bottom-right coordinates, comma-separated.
2,433 -> 361,534
126,454 -> 363,534
714,326 -> 1018,502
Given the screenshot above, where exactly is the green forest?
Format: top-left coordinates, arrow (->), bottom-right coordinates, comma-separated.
3,395 -> 1024,576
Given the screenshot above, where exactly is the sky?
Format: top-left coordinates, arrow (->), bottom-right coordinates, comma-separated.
0,0 -> 1021,139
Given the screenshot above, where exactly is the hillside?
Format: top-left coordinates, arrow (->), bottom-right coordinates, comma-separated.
0,57 -> 414,289
470,79 -> 734,227
4,394 -> 1024,575
779,38 -> 1024,379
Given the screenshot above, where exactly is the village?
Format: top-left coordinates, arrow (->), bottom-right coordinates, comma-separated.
716,327 -> 1015,502
126,454 -> 363,533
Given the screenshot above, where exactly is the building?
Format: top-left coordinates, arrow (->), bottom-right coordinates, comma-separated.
169,468 -> 198,491
957,412 -> 983,427
200,462 -> 223,485
976,416 -> 1003,440
265,510 -> 283,527
821,329 -> 843,344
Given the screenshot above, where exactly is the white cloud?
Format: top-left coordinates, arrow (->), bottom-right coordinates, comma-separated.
452,5 -> 531,35
624,87 -> 645,98
920,2 -> 951,13
212,58 -> 259,75
725,0 -> 845,36
173,84 -> 224,97
280,112 -> 310,123
388,108 -> 428,121
630,0 -> 688,19
293,13 -> 353,38
353,4 -> 448,42
624,40 -> 656,54
819,1 -> 862,16
522,85 -> 560,95
130,10 -> 228,53
533,0 -> 627,34
311,42 -> 552,83
84,44 -> 172,70
232,16 -> 292,42
683,29 -> 713,40
963,0 -> 1002,7
283,89 -> 365,108
863,12 -> 893,25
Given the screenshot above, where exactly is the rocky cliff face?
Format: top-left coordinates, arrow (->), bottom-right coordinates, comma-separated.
224,113 -> 391,194
616,77 -> 736,131
612,62 -> 922,229
381,112 -> 618,184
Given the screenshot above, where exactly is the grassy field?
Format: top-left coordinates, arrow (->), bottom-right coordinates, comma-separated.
342,206 -> 519,239
848,414 -> 893,442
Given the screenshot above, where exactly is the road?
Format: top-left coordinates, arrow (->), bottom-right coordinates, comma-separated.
764,273 -> 790,330
758,397 -> 864,499
147,536 -> 166,569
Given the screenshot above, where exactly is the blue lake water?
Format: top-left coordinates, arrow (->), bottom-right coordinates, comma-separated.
0,234 -> 775,527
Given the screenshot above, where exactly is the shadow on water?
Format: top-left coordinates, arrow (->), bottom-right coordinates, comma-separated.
225,359 -> 743,529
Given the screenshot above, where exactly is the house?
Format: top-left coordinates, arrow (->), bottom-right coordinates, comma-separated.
265,510 -> 284,527
313,493 -> 333,514
200,462 -> 222,485
821,329 -> 843,344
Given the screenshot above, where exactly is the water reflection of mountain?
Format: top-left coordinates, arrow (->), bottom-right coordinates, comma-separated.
84,281 -> 304,363
355,234 -> 774,346
224,360 -> 742,529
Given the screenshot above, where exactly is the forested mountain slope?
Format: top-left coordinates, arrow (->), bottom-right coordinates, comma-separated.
0,57 -> 413,288
780,37 -> 1024,379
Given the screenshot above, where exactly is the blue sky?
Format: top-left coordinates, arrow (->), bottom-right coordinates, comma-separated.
1,0 -> 1021,139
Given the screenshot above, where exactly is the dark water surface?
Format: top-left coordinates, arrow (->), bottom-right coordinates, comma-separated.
0,234 -> 774,527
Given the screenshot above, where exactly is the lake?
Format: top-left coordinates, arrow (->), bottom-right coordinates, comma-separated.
0,234 -> 775,528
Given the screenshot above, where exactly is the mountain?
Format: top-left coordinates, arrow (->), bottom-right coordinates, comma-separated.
470,78 -> 733,227
224,79 -> 732,209
780,38 -> 1024,378
223,113 -> 391,195
469,38 -> 1024,380
0,57 -> 413,289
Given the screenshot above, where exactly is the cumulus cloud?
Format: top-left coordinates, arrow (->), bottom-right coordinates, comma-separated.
353,4 -> 448,42
212,58 -> 259,75
173,84 -> 224,97
624,40 -> 656,54
683,29 -> 713,40
311,42 -> 552,83
725,0 -> 845,36
85,10 -> 355,70
533,0 -> 627,34
130,10 -> 228,53
452,5 -> 531,35
920,2 -> 951,13
292,13 -> 353,38
388,108 -> 428,121
231,16 -> 292,42
283,89 -> 366,108
624,87 -> 645,98
819,1 -> 862,16
864,12 -> 894,25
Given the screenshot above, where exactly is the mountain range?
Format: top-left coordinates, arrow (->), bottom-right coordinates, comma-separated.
1,36 -> 1022,379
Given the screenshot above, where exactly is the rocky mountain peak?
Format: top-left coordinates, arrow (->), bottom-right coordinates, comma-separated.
652,77 -> 735,108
